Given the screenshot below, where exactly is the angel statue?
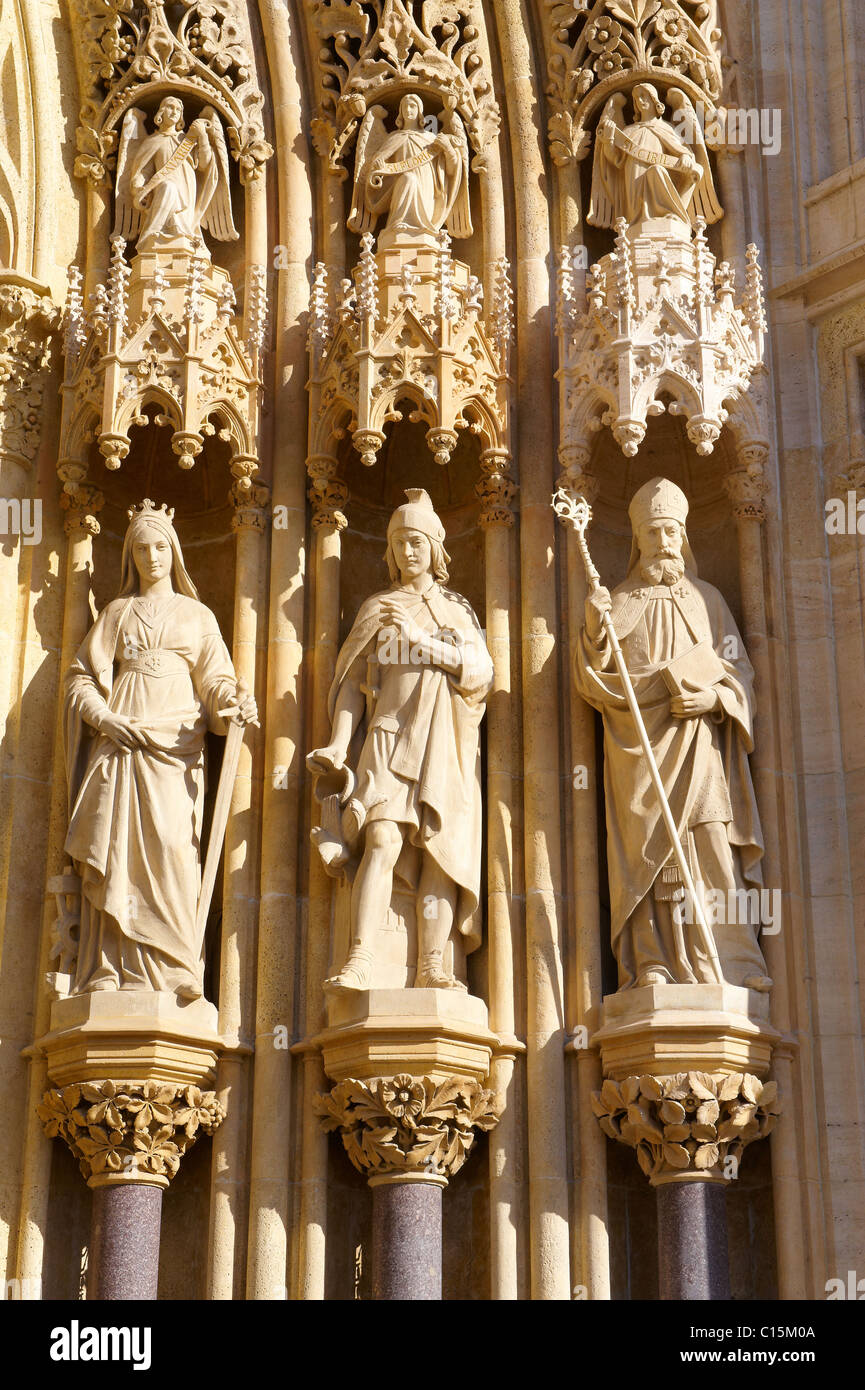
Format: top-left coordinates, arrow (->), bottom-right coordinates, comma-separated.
63,500 -> 257,1000
113,97 -> 238,253
307,489 -> 493,993
588,83 -> 722,236
348,93 -> 472,250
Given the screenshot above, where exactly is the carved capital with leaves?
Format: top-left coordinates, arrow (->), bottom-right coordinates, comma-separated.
315,1074 -> 500,1183
592,1070 -> 780,1184
38,1080 -> 225,1187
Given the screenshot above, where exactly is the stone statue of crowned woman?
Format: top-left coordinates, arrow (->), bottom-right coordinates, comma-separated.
63,500 -> 257,1000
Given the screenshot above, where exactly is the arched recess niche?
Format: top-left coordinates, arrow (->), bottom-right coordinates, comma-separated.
586,411 -> 777,1301
86,414 -> 237,638
82,419 -> 239,1002
332,400 -> 488,995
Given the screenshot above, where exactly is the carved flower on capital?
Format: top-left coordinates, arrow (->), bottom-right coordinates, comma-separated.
82,1080 -> 127,1131
131,1127 -> 183,1178
381,1075 -> 425,1123
77,1124 -> 126,1177
173,1085 -> 225,1139
37,1085 -> 82,1139
123,1080 -> 178,1132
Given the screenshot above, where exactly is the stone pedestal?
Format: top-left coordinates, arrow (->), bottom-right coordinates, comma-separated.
591,984 -> 780,1300
39,990 -> 223,1086
313,990 -> 500,1300
320,988 -> 497,1086
593,983 -> 780,1081
36,991 -> 226,1300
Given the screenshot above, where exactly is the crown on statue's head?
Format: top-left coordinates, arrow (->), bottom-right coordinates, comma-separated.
127,498 -> 176,524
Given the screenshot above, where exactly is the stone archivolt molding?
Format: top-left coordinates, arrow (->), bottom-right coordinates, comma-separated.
544,0 -> 724,166
0,275 -> 61,471
38,1079 -> 225,1187
307,233 -> 512,491
308,0 -> 500,177
314,1074 -> 500,1183
70,0 -> 271,188
592,1070 -> 780,1185
558,223 -> 767,458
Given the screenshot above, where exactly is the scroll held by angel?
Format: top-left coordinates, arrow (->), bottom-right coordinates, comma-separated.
574,478 -> 772,994
113,97 -> 238,253
307,490 -> 493,993
588,83 -> 722,236
348,94 -> 472,249
63,501 -> 257,1001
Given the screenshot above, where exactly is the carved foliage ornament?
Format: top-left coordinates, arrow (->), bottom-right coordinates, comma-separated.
38,1080 -> 225,1185
309,0 -> 500,174
592,1070 -> 780,1183
314,1074 -> 500,1180
545,0 -> 724,164
71,0 -> 271,187
0,278 -> 60,469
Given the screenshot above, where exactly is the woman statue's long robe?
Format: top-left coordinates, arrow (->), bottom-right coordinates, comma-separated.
64,593 -> 236,996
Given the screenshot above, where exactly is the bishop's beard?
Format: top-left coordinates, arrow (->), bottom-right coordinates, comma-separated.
639,555 -> 686,586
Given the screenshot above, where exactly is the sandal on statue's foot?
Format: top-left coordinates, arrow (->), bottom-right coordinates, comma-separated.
414,952 -> 466,990
324,947 -> 372,993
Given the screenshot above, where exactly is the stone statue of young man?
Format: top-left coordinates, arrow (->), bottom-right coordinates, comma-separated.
307,489 -> 493,993
574,477 -> 772,994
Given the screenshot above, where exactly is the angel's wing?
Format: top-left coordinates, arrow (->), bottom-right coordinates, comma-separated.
347,104 -> 389,235
199,108 -> 239,242
668,89 -> 723,224
587,93 -> 627,229
443,108 -> 473,240
113,107 -> 148,241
